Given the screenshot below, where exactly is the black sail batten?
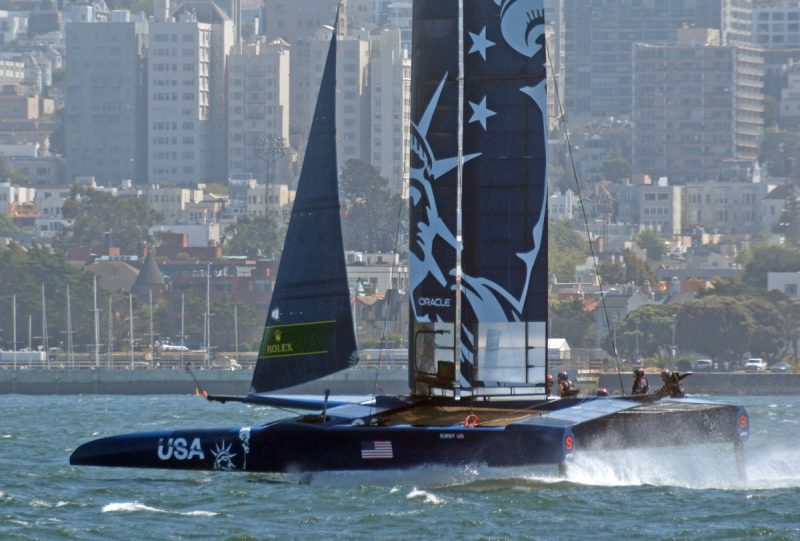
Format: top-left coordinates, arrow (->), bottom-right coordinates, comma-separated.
409,0 -> 549,396
250,23 -> 357,394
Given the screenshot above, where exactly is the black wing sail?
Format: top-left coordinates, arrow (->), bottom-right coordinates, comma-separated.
250,22 -> 358,394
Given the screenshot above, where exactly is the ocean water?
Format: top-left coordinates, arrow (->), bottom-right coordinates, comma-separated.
0,394 -> 798,541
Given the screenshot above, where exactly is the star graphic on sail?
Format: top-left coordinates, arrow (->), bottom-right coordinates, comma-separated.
468,26 -> 494,61
468,96 -> 496,130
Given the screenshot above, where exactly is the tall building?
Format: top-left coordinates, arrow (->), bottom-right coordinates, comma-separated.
147,6 -> 233,184
368,27 -> 409,194
291,27 -> 370,164
632,28 -> 764,183
262,0 -> 345,44
563,0 -> 752,120
65,15 -> 148,184
227,38 -> 290,183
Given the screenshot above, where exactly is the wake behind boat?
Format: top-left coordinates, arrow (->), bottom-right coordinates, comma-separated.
71,1 -> 748,476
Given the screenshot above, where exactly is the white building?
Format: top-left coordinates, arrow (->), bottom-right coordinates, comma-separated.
0,181 -> 35,214
246,182 -> 292,220
550,189 -> 578,221
369,27 -> 410,195
143,185 -> 205,224
346,251 -> 408,294
147,9 -> 233,184
227,38 -> 290,183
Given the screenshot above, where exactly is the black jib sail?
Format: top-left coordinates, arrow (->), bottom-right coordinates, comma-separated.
250,19 -> 357,393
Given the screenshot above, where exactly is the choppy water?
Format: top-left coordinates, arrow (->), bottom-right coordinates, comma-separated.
0,394 -> 798,540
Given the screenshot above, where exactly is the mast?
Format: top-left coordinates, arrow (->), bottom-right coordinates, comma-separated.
149,288 -> 154,367
107,295 -> 113,368
234,303 -> 239,366
93,275 -> 100,367
41,283 -> 48,369
128,292 -> 134,369
12,294 -> 16,370
205,263 -> 211,368
66,283 -> 74,368
180,293 -> 185,365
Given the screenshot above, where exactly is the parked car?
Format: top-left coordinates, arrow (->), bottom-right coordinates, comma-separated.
770,361 -> 792,373
744,358 -> 767,372
692,359 -> 714,371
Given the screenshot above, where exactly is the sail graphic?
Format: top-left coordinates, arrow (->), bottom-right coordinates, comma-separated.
409,0 -> 548,394
250,19 -> 357,393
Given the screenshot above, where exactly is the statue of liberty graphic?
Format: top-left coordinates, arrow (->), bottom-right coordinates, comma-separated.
410,0 -> 547,327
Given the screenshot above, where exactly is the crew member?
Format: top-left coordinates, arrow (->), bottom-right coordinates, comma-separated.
545,374 -> 553,397
557,371 -> 573,397
632,367 -> 649,395
660,368 -> 685,398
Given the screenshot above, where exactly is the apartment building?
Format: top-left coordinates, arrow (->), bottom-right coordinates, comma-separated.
368,27 -> 410,195
65,14 -> 148,184
227,38 -> 290,183
632,28 -> 764,183
563,0 -> 752,119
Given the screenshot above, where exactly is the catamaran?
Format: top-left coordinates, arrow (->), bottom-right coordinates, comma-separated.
71,0 -> 748,475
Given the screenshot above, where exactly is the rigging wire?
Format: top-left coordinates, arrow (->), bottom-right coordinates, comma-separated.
545,39 -> 626,395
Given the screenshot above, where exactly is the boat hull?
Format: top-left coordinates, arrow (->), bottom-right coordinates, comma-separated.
70,420 -> 573,472
70,397 -> 747,473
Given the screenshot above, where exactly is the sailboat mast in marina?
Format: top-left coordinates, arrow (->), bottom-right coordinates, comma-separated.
71,1 -> 749,475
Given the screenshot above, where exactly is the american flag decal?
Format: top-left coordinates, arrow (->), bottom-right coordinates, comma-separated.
361,440 -> 393,460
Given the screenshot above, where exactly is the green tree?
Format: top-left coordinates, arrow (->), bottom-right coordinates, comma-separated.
549,298 -> 594,348
0,156 -> 18,182
55,187 -> 163,255
0,213 -> 19,236
634,229 -> 666,261
696,277 -> 756,298
548,220 -> 587,283
604,304 -> 677,360
597,259 -> 625,285
49,109 -> 65,156
601,157 -> 631,182
677,297 -> 752,362
746,297 -> 785,361
622,251 -> 655,286
340,159 -> 405,252
223,214 -> 283,258
0,244 -> 104,350
740,243 -> 800,289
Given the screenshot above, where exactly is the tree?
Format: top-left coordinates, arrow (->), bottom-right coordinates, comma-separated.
0,244 -> 104,350
597,259 -> 625,285
55,187 -> 163,255
604,304 -> 677,360
696,277 -> 755,299
548,220 -> 587,283
677,297 -> 753,362
0,156 -> 18,182
740,243 -> 800,289
622,251 -> 655,286
223,214 -> 283,258
601,157 -> 631,182
549,299 -> 594,348
746,297 -> 785,361
634,229 -> 666,261
340,159 -> 406,252
0,213 -> 19,236
49,109 -> 65,156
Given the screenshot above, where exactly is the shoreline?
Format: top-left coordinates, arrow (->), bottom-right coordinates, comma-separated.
0,367 -> 796,395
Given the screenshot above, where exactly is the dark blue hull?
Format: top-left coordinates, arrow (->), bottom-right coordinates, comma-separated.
70,419 -> 573,472
70,396 -> 747,473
